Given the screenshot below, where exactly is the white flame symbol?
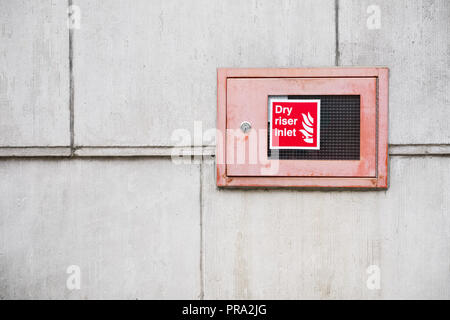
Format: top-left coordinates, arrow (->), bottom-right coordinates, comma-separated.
300,112 -> 314,143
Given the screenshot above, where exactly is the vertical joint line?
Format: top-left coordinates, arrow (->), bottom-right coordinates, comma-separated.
335,0 -> 340,66
199,159 -> 205,300
69,0 -> 75,156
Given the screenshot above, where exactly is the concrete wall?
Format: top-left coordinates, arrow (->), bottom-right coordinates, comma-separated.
0,0 -> 448,299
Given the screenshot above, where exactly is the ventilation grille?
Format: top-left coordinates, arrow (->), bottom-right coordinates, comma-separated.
268,95 -> 360,160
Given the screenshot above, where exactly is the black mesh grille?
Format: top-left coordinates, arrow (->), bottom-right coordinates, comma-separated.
268,95 -> 360,160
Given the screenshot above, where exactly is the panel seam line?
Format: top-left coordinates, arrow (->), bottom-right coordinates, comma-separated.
335,0 -> 340,66
69,0 -> 75,156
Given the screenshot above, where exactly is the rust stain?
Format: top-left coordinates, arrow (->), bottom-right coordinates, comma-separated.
216,167 -> 221,185
221,172 -> 233,184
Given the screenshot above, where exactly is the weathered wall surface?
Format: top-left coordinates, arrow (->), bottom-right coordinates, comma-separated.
0,0 -> 449,299
0,159 -> 201,299
0,0 -> 70,146
72,0 -> 335,146
339,0 -> 449,144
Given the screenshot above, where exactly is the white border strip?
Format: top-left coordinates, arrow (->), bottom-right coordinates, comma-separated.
269,98 -> 321,150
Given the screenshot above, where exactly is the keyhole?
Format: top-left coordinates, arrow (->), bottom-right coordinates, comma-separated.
240,121 -> 252,133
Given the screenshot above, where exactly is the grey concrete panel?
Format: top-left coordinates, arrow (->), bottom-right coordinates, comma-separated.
0,159 -> 201,299
339,0 -> 449,144
202,156 -> 450,299
0,0 -> 70,146
73,0 -> 336,146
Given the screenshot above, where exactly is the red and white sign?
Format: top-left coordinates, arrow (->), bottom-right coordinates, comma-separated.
270,99 -> 320,150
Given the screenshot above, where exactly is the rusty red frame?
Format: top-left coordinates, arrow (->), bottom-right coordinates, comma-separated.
216,68 -> 389,188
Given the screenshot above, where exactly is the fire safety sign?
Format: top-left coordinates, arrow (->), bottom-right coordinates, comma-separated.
269,99 -> 321,150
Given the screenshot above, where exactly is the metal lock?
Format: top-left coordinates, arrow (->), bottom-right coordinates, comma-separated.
240,121 -> 252,133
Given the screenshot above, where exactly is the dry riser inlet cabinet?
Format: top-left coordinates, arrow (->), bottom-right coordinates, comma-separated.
216,68 -> 388,188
